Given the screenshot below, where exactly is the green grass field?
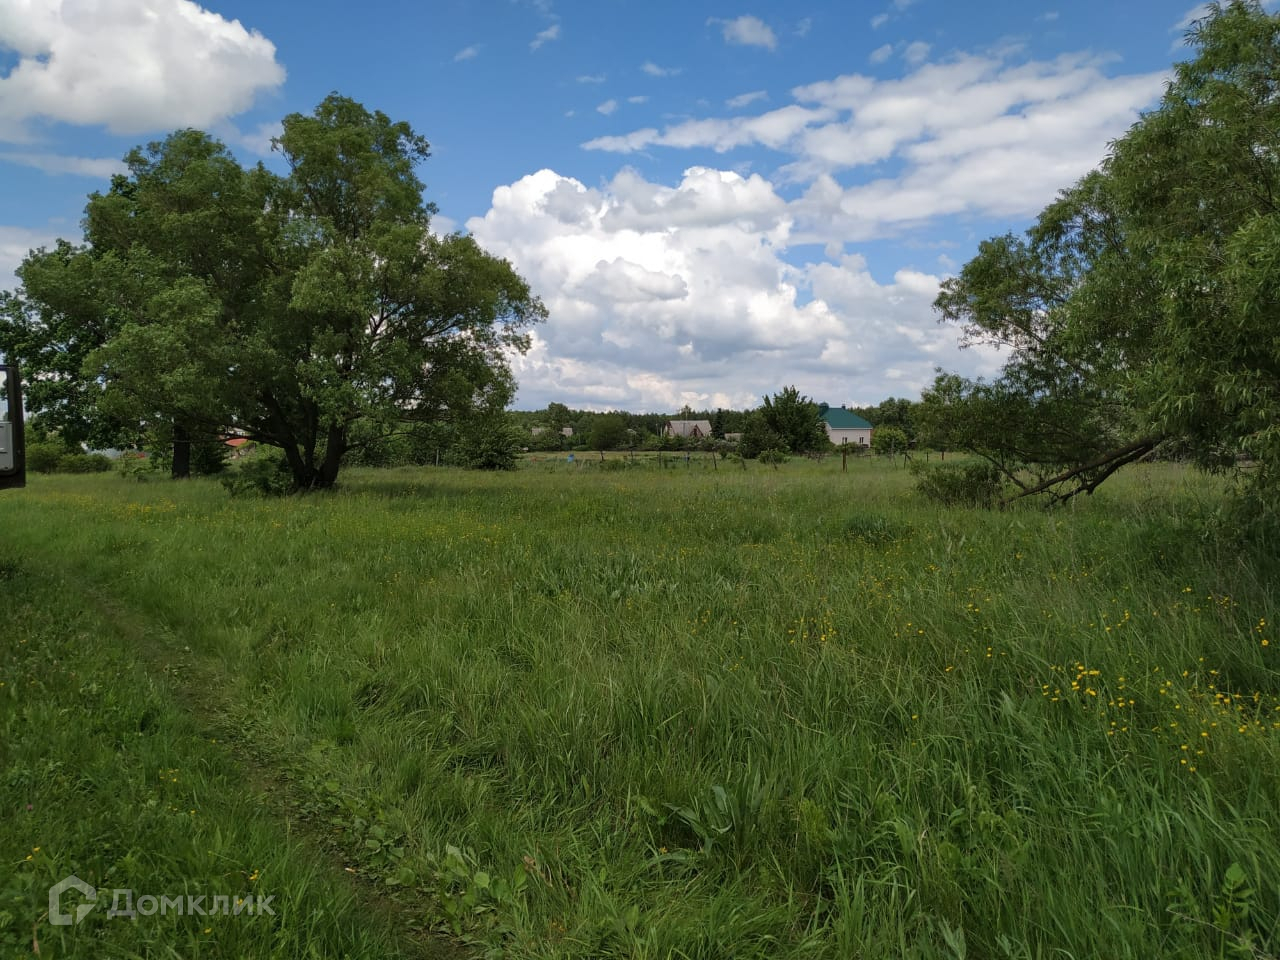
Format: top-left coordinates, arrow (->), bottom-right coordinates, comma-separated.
3,459 -> 1278,958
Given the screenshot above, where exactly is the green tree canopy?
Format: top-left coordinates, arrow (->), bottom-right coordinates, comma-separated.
1,95 -> 545,490
871,425 -> 909,457
587,413 -> 628,451
756,385 -> 828,455
0,241 -> 128,448
932,1 -> 1280,506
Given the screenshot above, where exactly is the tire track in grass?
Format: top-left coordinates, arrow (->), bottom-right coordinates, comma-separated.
9,553 -> 468,960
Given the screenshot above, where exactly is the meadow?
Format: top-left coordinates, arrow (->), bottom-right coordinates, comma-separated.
2,457 -> 1278,959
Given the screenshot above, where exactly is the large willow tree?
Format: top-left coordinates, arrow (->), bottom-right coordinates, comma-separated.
1,95 -> 545,489
929,1 -> 1280,507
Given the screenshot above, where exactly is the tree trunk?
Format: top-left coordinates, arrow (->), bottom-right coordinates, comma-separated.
172,422 -> 191,479
314,424 -> 347,488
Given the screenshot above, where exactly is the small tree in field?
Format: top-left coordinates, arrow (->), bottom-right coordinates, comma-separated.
588,414 -> 628,451
758,448 -> 788,470
759,386 -> 827,454
872,426 -> 909,459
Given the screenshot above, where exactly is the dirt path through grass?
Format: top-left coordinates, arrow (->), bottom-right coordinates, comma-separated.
3,552 -> 468,959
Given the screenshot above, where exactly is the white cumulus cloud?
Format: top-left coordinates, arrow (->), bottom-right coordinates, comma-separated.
710,15 -> 778,51
492,40 -> 1175,410
0,224 -> 60,284
585,48 -> 1166,244
727,90 -> 769,109
0,0 -> 285,141
0,151 -> 124,177
466,168 -> 1003,411
902,41 -> 931,65
641,61 -> 682,77
530,24 -> 561,50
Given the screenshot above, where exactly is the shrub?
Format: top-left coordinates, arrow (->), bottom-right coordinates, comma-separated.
58,452 -> 113,474
758,448 -> 788,469
221,451 -> 295,497
116,451 -> 151,481
191,441 -> 231,476
25,441 -> 68,473
449,419 -> 521,471
25,440 -> 113,474
910,459 -> 1006,507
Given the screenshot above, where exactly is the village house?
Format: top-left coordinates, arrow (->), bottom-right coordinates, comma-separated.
820,406 -> 873,446
663,419 -> 713,439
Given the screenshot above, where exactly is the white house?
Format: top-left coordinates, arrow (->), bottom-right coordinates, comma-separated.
820,406 -> 873,446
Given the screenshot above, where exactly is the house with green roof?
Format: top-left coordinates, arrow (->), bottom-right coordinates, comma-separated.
820,405 -> 873,447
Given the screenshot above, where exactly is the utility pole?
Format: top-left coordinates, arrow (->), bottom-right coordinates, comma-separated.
0,364 -> 26,490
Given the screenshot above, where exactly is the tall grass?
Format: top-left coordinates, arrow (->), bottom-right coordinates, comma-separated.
3,459 -> 1277,958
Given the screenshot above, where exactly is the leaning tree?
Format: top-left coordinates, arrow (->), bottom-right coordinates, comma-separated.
932,1 -> 1280,507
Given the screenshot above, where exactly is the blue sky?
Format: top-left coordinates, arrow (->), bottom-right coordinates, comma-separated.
0,0 -> 1224,411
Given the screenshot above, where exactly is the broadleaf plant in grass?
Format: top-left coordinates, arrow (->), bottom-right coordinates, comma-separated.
1,94 -> 545,491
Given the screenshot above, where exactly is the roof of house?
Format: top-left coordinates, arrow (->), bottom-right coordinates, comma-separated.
666,419 -> 713,436
820,407 -> 873,429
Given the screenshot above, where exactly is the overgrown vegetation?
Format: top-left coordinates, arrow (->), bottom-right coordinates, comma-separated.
24,440 -> 112,474
4,461 -> 1278,958
909,459 -> 1006,507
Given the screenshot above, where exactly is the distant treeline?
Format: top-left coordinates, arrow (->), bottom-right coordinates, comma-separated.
507,396 -> 920,453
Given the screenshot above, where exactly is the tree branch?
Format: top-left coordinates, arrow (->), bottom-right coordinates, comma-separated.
1000,435 -> 1164,506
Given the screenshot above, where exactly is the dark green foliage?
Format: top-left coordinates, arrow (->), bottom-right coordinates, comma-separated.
527,427 -> 565,452
739,414 -> 785,460
0,242 -> 130,448
190,440 -> 230,476
587,413 -> 629,451
449,416 -> 521,470
758,386 -> 828,454
851,397 -> 918,441
144,429 -> 231,477
758,448 -> 788,469
872,425 -> 909,457
57,452 -> 113,474
221,452 -> 295,497
24,440 -> 67,473
343,431 -> 416,468
910,459 -> 1008,507
24,439 -> 112,474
